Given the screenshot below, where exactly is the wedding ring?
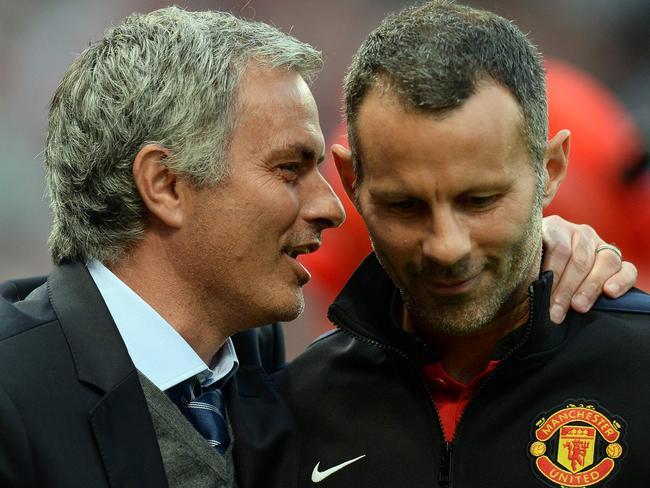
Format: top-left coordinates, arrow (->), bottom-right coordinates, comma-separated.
595,243 -> 622,260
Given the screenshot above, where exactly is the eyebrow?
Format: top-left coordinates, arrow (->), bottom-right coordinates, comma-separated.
368,187 -> 411,200
369,179 -> 515,198
268,142 -> 325,165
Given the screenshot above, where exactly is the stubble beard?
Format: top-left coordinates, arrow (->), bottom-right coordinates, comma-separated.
374,206 -> 544,337
283,290 -> 306,322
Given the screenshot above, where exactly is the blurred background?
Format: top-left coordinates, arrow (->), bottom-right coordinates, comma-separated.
1,0 -> 648,358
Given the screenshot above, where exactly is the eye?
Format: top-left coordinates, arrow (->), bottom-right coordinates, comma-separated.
276,163 -> 303,181
462,195 -> 499,210
388,199 -> 421,213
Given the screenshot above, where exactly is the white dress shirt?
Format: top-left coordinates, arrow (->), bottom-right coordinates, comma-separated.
87,260 -> 238,391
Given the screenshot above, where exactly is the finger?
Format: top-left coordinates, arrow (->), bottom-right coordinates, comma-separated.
548,227 -> 597,323
569,249 -> 626,313
541,218 -> 572,295
603,261 -> 637,298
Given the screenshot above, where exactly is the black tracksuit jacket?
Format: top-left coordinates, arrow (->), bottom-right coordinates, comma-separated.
278,254 -> 650,488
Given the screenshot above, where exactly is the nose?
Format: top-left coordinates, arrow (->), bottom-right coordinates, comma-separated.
302,170 -> 346,231
422,207 -> 471,266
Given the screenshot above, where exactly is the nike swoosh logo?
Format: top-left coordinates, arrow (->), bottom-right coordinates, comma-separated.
311,455 -> 366,483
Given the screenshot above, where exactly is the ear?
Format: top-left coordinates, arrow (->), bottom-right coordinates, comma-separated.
331,144 -> 357,203
541,129 -> 570,208
132,144 -> 188,229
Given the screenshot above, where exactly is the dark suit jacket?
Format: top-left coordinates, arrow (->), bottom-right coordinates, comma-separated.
0,262 -> 292,488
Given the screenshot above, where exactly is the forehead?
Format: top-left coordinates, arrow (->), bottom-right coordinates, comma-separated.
355,83 -> 530,189
231,65 -> 324,156
236,64 -> 318,111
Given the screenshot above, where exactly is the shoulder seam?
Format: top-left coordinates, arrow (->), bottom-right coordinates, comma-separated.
592,290 -> 650,314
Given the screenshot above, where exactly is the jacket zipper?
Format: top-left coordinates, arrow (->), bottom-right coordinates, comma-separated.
450,284 -> 537,444
329,284 -> 537,488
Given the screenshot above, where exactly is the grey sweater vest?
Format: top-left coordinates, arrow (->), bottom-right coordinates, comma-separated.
138,373 -> 237,488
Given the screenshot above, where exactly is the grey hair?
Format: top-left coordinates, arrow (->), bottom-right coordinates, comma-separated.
345,0 -> 548,195
46,6 -> 322,265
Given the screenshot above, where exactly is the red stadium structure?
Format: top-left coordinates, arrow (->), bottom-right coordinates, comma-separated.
302,58 -> 650,333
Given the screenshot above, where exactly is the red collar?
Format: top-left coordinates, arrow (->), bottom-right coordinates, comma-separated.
423,360 -> 501,441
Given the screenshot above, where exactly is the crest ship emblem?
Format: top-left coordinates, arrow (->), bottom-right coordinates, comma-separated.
529,400 -> 625,487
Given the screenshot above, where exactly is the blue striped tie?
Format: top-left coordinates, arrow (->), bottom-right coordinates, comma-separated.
167,376 -> 230,454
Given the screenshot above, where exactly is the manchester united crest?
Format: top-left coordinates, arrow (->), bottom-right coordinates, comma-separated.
529,400 -> 625,487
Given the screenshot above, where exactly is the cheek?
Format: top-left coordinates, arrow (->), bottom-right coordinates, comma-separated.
476,219 -> 518,248
272,184 -> 301,222
366,217 -> 420,266
485,186 -> 535,233
246,182 -> 301,235
475,205 -> 537,254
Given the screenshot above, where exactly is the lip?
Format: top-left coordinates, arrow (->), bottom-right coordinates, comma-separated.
282,240 -> 320,285
283,250 -> 314,285
423,272 -> 481,295
284,241 -> 321,258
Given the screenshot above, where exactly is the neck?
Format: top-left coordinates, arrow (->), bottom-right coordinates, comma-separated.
107,238 -> 230,365
404,298 -> 530,383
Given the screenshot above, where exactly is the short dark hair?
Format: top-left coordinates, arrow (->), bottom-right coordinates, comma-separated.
345,0 -> 548,188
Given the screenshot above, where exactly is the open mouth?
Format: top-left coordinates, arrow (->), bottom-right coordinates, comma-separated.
287,247 -> 312,259
283,243 -> 320,284
284,243 -> 319,259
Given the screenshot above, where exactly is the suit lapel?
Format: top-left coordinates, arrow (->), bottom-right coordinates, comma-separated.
48,262 -> 168,487
90,371 -> 169,487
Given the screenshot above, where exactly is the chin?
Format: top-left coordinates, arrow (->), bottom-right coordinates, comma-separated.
406,292 -> 504,336
429,315 -> 497,336
267,290 -> 305,323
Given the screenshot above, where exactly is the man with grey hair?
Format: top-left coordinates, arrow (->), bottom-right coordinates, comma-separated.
0,7 -> 344,487
278,2 -> 649,487
0,4 -> 638,488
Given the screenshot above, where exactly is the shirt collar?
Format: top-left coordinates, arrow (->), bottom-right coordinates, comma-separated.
86,260 -> 238,391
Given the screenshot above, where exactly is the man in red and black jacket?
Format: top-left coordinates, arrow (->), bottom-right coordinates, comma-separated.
276,2 -> 650,487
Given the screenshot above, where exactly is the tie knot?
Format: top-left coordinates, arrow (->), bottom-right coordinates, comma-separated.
166,376 -> 200,405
